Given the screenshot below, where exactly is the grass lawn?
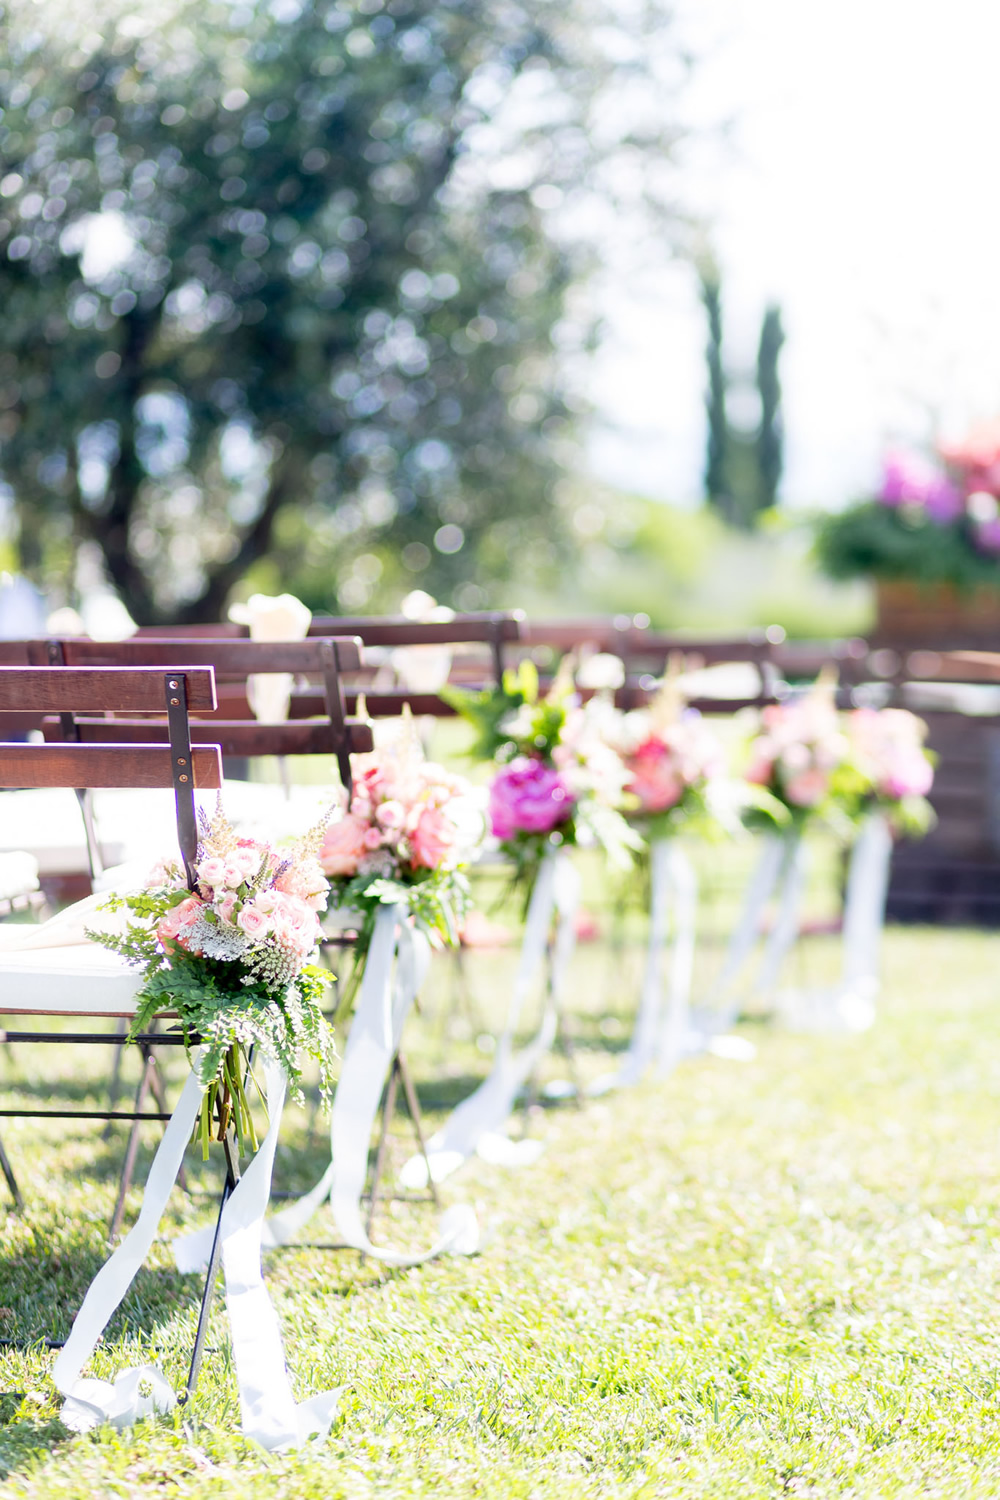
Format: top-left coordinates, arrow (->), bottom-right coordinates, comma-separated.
2,887 -> 1000,1497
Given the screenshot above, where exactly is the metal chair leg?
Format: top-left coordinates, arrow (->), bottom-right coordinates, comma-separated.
102,1020 -> 129,1139
395,1052 -> 441,1208
364,1062 -> 399,1243
0,1130 -> 22,1210
108,1043 -> 159,1241
548,939 -> 584,1106
185,1131 -> 241,1397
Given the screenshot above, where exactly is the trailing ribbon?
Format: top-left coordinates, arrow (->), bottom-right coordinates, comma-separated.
399,849 -> 581,1189
590,839 -> 698,1092
779,810 -> 892,1032
692,831 -> 806,1042
229,902 -> 478,1264
56,1061 -> 341,1449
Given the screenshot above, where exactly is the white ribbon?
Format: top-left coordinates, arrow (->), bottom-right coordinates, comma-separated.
779,810 -> 892,1033
590,839 -> 698,1092
223,903 -> 478,1264
841,811 -> 892,994
56,1061 -> 340,1449
693,831 -> 805,1042
399,849 -> 581,1189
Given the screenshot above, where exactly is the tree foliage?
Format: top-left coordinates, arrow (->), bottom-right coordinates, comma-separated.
0,2 -> 558,621
0,0 -> 693,624
700,272 -> 785,530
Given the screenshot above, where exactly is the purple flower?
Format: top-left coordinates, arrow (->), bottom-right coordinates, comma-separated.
489,757 -> 575,839
878,450 -> 960,522
974,518 -> 1000,555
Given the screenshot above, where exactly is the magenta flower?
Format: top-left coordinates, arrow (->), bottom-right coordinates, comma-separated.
490,758 -> 575,839
878,450 -> 960,522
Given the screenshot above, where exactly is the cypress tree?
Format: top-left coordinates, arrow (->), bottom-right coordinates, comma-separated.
701,272 -> 730,516
755,303 -> 785,514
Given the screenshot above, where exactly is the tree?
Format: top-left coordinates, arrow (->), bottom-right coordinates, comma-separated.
755,302 -> 785,512
0,0 -> 692,623
700,270 -> 729,513
700,271 -> 785,529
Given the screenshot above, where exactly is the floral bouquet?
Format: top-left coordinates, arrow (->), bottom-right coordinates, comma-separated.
844,706 -> 935,835
607,681 -> 726,839
817,434 -> 1000,592
318,718 -> 483,1005
448,660 -> 640,895
89,804 -> 336,1158
742,675 -> 857,833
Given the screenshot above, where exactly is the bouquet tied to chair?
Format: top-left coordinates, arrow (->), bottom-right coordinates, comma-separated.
317,715 -> 484,1006
88,803 -> 336,1158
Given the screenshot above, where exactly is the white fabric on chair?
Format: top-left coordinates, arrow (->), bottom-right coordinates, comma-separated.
0,888 -> 141,1014
0,945 -> 141,1015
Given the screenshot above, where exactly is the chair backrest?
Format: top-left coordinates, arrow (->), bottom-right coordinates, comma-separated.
0,666 -> 221,887
29,636 -> 372,791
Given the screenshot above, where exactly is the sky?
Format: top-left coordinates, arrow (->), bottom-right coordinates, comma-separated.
586,0 -> 1000,511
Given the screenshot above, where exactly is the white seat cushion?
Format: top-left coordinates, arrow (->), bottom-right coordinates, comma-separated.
0,943 -> 143,1016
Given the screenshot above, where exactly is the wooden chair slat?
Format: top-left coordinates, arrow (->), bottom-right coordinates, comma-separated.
0,666 -> 217,713
43,717 -> 374,757
0,742 -> 222,789
41,637 -> 364,675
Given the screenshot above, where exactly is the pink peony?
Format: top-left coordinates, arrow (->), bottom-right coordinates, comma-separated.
410,806 -> 456,869
274,857 -> 327,904
489,758 -> 575,840
625,739 -> 684,813
319,814 -> 371,878
237,904 -> 271,940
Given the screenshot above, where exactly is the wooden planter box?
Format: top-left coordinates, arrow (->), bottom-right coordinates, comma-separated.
875,579 -> 1000,650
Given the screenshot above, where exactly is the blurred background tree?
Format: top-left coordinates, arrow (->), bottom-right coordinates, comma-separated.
699,265 -> 785,531
0,0 -> 691,624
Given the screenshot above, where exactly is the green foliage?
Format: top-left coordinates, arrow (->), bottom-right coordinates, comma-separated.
815,499 -> 1000,593
0,0 -> 575,621
443,659 -> 567,765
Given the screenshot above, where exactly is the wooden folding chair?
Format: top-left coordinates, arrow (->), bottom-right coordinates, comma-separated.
0,664 -> 235,1389
27,640 -> 434,1241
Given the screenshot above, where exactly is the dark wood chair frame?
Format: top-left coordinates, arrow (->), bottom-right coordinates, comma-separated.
0,664 -> 235,1395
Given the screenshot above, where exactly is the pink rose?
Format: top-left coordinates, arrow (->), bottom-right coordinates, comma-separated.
222,861 -> 246,890
319,814 -> 371,878
216,891 -> 238,923
376,799 -> 406,829
255,888 -> 277,915
237,904 -> 271,940
156,895 -> 203,949
230,845 -> 262,878
410,806 -> 456,870
197,856 -> 227,891
489,758 -> 575,840
363,825 -> 384,850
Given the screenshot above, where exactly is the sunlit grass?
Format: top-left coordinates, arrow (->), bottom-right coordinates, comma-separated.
2,870 -> 1000,1497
